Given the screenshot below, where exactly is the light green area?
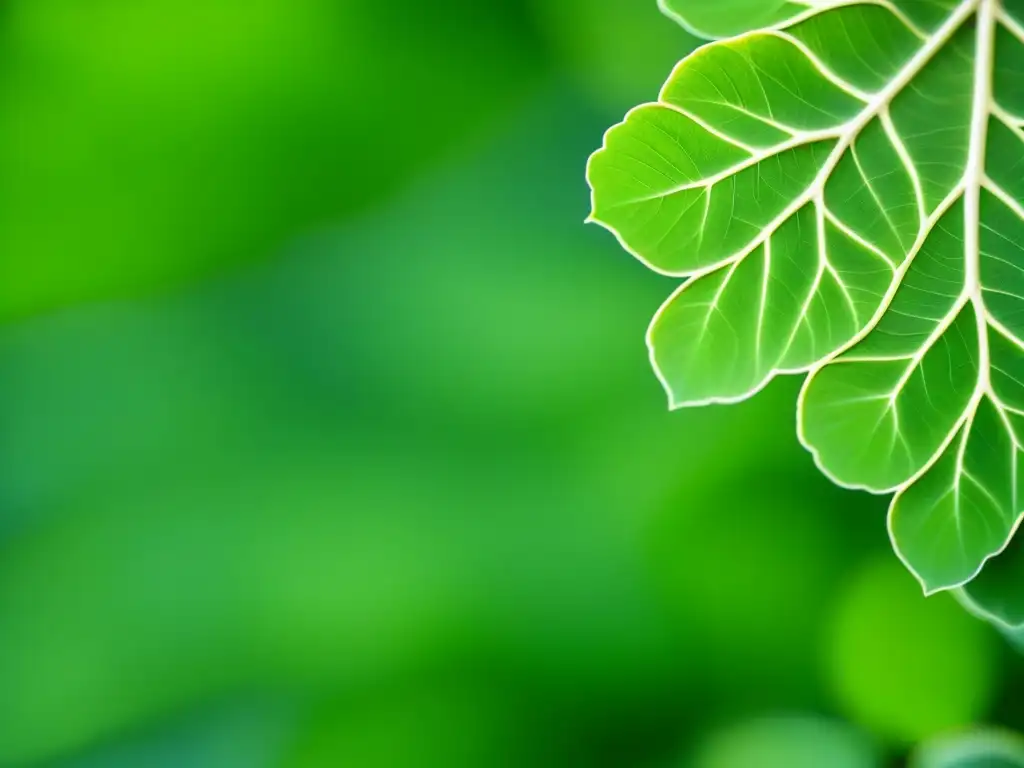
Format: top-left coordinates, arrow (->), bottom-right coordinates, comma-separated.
589,0 -> 1024,598
824,559 -> 996,745
688,715 -> 879,768
659,0 -> 805,38
911,730 -> 1024,768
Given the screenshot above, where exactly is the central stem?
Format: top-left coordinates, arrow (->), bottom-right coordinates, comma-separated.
966,0 -> 997,385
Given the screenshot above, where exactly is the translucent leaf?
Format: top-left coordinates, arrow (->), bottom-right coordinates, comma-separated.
587,0 -> 1024,597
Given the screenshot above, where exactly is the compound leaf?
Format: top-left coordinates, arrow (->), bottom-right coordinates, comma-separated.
587,0 -> 1024,596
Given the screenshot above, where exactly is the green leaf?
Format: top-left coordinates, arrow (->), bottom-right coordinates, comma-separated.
587,0 -> 1024,597
823,558 -> 996,744
658,0 -> 811,39
690,715 -> 879,768
958,534 -> 1024,627
911,730 -> 1024,768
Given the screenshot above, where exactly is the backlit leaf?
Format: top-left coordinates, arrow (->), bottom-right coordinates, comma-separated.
587,0 -> 1024,596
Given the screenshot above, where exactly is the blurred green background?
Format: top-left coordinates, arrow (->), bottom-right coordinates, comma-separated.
1,1 -> 1022,766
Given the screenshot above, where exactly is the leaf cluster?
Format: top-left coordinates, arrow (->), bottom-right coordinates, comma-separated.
588,0 -> 1024,624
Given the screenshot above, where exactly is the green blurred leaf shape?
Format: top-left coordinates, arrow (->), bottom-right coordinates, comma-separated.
659,0 -> 806,39
824,558 -> 995,744
911,730 -> 1024,768
0,0 -> 540,321
587,0 -> 1024,597
689,715 -> 879,768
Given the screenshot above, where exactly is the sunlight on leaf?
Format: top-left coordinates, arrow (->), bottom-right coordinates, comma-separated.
588,0 -> 1024,600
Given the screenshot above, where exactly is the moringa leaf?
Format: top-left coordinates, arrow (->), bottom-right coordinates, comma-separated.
586,0 -> 1024,596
